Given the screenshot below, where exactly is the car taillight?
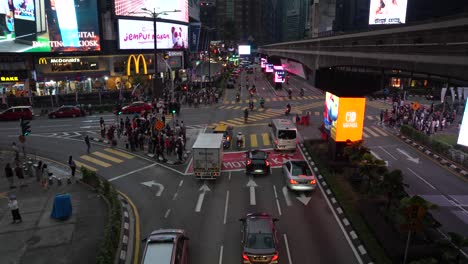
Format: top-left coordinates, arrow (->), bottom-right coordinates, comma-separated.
247,159 -> 252,165
310,179 -> 316,184
265,160 -> 270,166
242,253 -> 249,260
227,136 -> 230,141
271,253 -> 279,261
289,179 -> 298,184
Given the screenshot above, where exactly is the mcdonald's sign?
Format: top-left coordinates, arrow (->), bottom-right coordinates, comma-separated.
126,54 -> 147,76
38,58 -> 48,65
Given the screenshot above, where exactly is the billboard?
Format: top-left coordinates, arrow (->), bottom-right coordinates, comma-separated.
281,59 -> 306,79
369,0 -> 408,25
0,0 -> 100,53
274,66 -> 285,83
118,19 -> 188,50
238,45 -> 251,55
265,64 -> 274,73
457,100 -> 468,147
114,0 -> 189,23
189,22 -> 201,52
260,58 -> 266,68
324,92 -> 366,142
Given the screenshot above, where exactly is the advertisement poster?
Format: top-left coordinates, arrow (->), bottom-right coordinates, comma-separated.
457,100 -> 468,147
0,0 -> 100,53
324,92 -> 366,142
274,65 -> 285,83
114,0 -> 189,23
238,45 -> 251,55
260,58 -> 266,68
118,19 -> 188,50
369,0 -> 408,25
188,22 -> 201,52
265,64 -> 273,73
281,59 -> 306,79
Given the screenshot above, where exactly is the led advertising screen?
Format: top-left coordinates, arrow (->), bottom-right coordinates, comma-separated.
265,64 -> 274,73
0,0 -> 100,53
118,19 -> 188,50
238,45 -> 251,55
260,58 -> 266,68
281,59 -> 306,79
114,0 -> 189,23
274,66 -> 285,83
457,100 -> 468,147
369,0 -> 408,25
324,92 -> 366,142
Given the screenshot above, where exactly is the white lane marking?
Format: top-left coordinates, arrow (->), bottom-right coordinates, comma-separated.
223,191 -> 229,225
109,164 -> 158,182
218,245 -> 224,264
283,234 -> 293,264
273,185 -> 282,216
179,180 -> 184,187
172,193 -> 178,200
37,125 -> 73,128
407,168 -> 436,190
228,171 -> 231,181
297,146 -> 363,264
195,192 -> 206,212
378,146 -> 397,160
164,209 -> 171,218
282,186 -> 292,206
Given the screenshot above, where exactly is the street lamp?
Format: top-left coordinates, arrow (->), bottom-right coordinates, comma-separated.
139,8 -> 181,98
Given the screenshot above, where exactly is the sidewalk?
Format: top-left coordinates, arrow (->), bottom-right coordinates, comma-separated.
0,151 -> 107,264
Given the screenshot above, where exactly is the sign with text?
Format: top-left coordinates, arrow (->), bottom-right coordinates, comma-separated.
0,0 -> 100,53
369,0 -> 408,25
118,19 -> 188,50
114,0 -> 189,23
324,92 -> 366,142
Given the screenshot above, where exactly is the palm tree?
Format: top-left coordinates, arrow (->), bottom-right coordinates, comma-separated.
358,152 -> 387,194
446,232 -> 468,263
381,169 -> 409,210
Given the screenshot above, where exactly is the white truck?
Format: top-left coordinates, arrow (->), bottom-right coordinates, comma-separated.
192,133 -> 224,179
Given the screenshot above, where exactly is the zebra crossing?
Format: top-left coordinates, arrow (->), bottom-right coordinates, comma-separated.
73,148 -> 135,172
221,95 -> 322,105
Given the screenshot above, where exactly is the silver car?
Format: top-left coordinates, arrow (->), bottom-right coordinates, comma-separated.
282,160 -> 317,191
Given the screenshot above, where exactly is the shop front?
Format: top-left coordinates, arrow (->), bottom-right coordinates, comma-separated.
0,71 -> 30,96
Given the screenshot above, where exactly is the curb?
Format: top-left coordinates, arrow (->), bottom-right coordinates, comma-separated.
397,134 -> 468,179
117,195 -> 134,264
298,143 -> 374,264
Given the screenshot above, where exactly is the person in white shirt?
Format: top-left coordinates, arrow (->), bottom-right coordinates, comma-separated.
8,194 -> 22,223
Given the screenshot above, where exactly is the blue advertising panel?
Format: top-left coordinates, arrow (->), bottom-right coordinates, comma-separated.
189,22 -> 201,53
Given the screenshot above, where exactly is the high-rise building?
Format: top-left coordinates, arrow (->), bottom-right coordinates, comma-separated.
280,0 -> 309,41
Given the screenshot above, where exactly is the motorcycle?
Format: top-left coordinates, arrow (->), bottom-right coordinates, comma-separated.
288,92 -> 292,99
285,107 -> 291,115
300,90 -> 304,97
249,103 -> 254,111
236,95 -> 240,102
260,102 -> 264,108
236,139 -> 242,150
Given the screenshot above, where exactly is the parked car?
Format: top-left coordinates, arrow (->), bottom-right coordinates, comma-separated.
119,101 -> 152,114
141,229 -> 189,264
239,213 -> 279,264
48,105 -> 84,118
0,106 -> 33,121
282,160 -> 317,191
245,149 -> 270,175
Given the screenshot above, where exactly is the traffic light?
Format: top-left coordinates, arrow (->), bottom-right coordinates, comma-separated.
21,119 -> 31,136
169,102 -> 178,114
115,104 -> 122,115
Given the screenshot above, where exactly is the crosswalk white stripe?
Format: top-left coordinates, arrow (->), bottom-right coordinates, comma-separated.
363,127 -> 379,137
371,126 -> 388,136
367,116 -> 374,120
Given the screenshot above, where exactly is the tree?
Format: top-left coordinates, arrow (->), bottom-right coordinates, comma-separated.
343,140 -> 369,166
357,152 -> 387,194
438,232 -> 468,263
380,169 -> 409,210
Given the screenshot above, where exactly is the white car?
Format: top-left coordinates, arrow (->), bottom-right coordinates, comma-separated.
282,160 -> 317,191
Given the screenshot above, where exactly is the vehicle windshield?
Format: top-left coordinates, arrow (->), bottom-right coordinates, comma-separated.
278,130 -> 296,140
291,162 -> 312,176
246,233 -> 275,249
249,151 -> 267,160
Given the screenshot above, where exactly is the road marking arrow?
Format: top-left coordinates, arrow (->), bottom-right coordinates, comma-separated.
246,177 -> 258,205
370,150 -> 389,166
195,182 -> 211,212
282,186 -> 292,206
296,193 -> 312,206
141,180 -> 165,196
396,148 -> 420,164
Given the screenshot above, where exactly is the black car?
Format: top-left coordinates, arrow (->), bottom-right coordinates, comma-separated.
245,150 -> 270,175
239,213 -> 279,264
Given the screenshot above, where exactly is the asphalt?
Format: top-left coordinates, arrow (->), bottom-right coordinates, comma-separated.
0,151 -> 107,264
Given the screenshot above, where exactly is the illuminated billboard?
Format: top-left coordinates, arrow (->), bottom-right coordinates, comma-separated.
324,92 -> 366,142
281,59 -> 306,79
114,0 -> 189,23
369,0 -> 408,25
118,19 -> 188,50
0,0 -> 100,53
260,58 -> 266,68
274,66 -> 285,83
457,100 -> 468,147
265,64 -> 274,73
238,45 -> 251,55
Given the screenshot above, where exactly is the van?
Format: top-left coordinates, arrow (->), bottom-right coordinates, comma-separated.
141,229 -> 189,264
0,106 -> 33,121
269,119 -> 297,151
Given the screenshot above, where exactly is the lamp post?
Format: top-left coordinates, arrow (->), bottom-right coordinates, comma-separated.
137,8 -> 180,97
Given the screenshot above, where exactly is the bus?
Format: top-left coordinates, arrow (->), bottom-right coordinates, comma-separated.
269,119 -> 297,151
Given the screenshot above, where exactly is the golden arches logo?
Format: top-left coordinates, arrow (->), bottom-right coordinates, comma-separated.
38,58 -> 48,65
126,54 -> 148,76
